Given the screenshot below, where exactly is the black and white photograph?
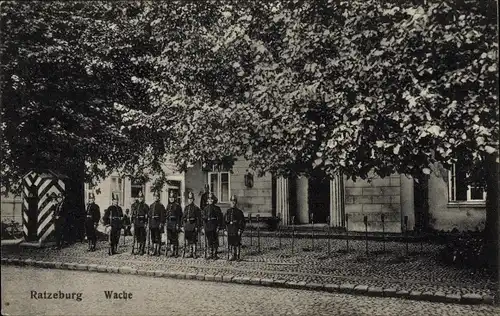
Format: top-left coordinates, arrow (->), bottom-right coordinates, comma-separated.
1,1 -> 499,315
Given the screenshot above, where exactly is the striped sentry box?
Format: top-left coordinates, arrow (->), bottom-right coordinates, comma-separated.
22,171 -> 66,243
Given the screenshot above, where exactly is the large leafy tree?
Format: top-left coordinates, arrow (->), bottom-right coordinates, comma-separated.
0,1 -> 157,193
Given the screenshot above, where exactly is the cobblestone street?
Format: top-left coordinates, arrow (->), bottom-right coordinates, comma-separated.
2,265 -> 498,316
2,234 -> 497,300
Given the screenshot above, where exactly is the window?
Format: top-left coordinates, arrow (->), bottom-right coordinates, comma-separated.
130,179 -> 145,199
110,177 -> 125,206
448,164 -> 486,202
208,172 -> 230,203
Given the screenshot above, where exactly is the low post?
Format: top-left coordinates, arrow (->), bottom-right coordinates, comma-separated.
310,213 -> 315,251
364,215 -> 369,256
257,214 -> 261,254
291,215 -> 296,255
420,225 -> 424,255
327,216 -> 331,257
345,214 -> 349,253
381,213 -> 386,253
277,213 -> 282,249
249,214 -> 253,247
404,215 -> 409,257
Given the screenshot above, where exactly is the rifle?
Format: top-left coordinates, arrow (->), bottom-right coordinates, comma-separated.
204,228 -> 208,259
107,225 -> 112,256
131,224 -> 136,255
146,222 -> 151,255
226,225 -> 230,260
193,227 -> 199,259
165,225 -> 169,257
238,228 -> 244,260
182,227 -> 187,258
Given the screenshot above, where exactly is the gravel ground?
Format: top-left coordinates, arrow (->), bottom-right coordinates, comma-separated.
2,235 -> 497,297
3,265 -> 499,316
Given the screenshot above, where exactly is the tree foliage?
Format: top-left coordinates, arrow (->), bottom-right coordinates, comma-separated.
1,0 -> 497,187
108,0 -> 498,184
0,1 -> 159,192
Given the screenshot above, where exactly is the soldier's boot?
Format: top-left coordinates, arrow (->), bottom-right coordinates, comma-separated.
156,244 -> 161,256
140,243 -> 145,255
206,245 -> 212,259
175,245 -> 179,257
229,246 -> 236,261
192,245 -> 197,259
213,247 -> 219,260
231,247 -> 238,261
92,240 -> 97,251
185,245 -> 193,258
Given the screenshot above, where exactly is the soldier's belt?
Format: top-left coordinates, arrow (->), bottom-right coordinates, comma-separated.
138,216 -> 146,218
208,218 -> 217,221
111,217 -> 121,219
152,216 -> 160,218
86,215 -> 93,218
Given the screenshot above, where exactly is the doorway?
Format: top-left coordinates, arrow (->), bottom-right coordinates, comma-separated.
308,172 -> 330,224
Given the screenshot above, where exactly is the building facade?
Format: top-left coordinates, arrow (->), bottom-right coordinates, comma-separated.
83,158 -> 487,233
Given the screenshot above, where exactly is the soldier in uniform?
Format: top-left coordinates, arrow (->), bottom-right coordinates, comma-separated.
225,195 -> 246,261
52,192 -> 67,250
182,191 -> 202,258
102,193 -> 123,255
165,191 -> 183,257
202,193 -> 224,259
84,192 -> 100,251
149,192 -> 166,256
131,191 -> 149,255
200,184 -> 218,211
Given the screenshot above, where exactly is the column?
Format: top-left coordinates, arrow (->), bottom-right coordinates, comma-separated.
400,174 -> 415,231
330,173 -> 344,228
276,177 -> 290,225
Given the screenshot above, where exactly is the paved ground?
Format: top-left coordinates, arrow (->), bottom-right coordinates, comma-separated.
2,266 -> 498,316
2,235 -> 496,298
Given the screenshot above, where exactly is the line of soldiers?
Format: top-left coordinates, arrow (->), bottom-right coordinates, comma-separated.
79,189 -> 246,260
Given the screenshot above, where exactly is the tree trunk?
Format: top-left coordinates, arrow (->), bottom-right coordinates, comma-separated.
414,174 -> 430,233
61,162 -> 86,244
483,154 -> 499,301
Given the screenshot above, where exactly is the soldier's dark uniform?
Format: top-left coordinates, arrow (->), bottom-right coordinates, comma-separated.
84,193 -> 100,251
225,195 -> 246,261
182,191 -> 202,258
166,191 -> 183,257
202,193 -> 224,259
52,194 -> 68,249
102,194 -> 123,255
131,192 -> 149,255
149,195 -> 166,256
